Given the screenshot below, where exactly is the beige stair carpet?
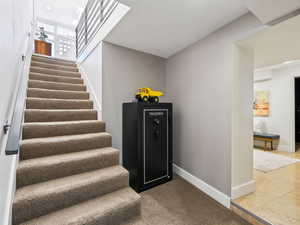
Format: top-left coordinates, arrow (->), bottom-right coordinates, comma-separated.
12,55 -> 141,225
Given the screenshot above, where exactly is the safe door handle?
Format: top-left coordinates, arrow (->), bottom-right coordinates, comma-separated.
154,129 -> 160,137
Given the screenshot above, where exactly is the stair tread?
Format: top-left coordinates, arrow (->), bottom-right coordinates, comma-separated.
30,69 -> 81,79
26,97 -> 93,109
23,120 -> 102,126
27,88 -> 88,94
14,165 -> 127,202
22,120 -> 105,139
24,109 -> 97,123
29,72 -> 83,83
26,97 -> 91,102
25,109 -> 97,112
28,80 -> 86,92
19,187 -> 140,225
32,55 -> 76,63
14,166 -> 129,224
18,147 -> 119,176
31,58 -> 77,67
31,61 -> 78,71
20,132 -> 111,160
27,88 -> 89,100
29,79 -> 85,87
21,132 -> 111,145
31,66 -> 80,74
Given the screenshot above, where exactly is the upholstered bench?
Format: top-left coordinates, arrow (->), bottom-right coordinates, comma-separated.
254,132 -> 280,151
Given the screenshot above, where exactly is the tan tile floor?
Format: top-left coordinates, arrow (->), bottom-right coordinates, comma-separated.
234,149 -> 300,225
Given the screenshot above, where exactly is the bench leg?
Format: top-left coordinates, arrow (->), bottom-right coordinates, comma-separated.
271,141 -> 274,151
264,141 -> 267,151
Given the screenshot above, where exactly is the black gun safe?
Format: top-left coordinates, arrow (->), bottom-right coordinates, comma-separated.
122,102 -> 173,192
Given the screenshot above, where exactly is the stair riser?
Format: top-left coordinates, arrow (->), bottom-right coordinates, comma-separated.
31,62 -> 78,72
24,110 -> 97,123
27,88 -> 89,100
26,99 -> 93,110
23,121 -> 105,139
17,149 -> 119,188
30,67 -> 81,78
29,73 -> 83,84
28,80 -> 86,91
31,56 -> 76,67
94,199 -> 141,225
20,134 -> 111,159
17,188 -> 141,225
13,170 -> 128,224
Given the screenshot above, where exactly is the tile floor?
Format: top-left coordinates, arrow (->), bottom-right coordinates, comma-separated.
234,149 -> 300,225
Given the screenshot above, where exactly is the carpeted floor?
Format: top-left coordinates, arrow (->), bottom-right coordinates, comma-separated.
125,176 -> 250,225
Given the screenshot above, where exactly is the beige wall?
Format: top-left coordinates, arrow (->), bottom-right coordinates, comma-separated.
165,13 -> 262,196
102,42 -> 166,159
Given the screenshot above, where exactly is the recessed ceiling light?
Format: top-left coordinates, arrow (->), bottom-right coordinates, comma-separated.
45,5 -> 53,11
76,7 -> 84,15
72,20 -> 79,26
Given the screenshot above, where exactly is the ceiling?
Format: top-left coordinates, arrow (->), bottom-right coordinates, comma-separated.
241,15 -> 300,69
105,0 -> 248,58
36,0 -> 88,27
246,0 -> 300,24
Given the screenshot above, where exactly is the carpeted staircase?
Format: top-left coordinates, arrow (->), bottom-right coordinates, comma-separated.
12,55 -> 141,225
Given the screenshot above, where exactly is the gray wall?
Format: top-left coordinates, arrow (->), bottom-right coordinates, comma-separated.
165,13 -> 262,196
102,42 -> 166,158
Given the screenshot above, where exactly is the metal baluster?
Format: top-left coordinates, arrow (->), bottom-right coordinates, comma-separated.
84,7 -> 88,46
75,27 -> 78,58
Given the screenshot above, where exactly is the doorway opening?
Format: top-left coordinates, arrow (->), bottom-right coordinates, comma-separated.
295,77 -> 300,152
232,14 -> 300,225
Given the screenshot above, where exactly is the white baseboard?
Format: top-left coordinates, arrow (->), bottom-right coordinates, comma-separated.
173,164 -> 231,208
78,66 -> 102,120
231,180 -> 256,200
278,144 -> 293,153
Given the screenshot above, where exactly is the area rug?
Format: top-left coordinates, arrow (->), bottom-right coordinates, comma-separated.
254,149 -> 300,173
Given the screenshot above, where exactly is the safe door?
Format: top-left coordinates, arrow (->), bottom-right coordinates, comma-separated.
143,109 -> 169,185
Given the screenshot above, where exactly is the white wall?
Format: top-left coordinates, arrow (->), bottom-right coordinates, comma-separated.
254,64 -> 300,152
102,42 -> 166,159
166,13 -> 262,198
79,43 -> 103,119
0,0 -> 34,224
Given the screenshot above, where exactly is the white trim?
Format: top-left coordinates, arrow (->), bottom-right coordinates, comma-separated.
78,65 -> 102,120
291,74 -> 300,153
278,144 -> 293,153
173,164 -> 231,208
3,155 -> 18,225
231,180 -> 256,200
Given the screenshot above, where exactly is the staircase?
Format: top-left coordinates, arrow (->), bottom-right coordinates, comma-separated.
12,55 -> 141,225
